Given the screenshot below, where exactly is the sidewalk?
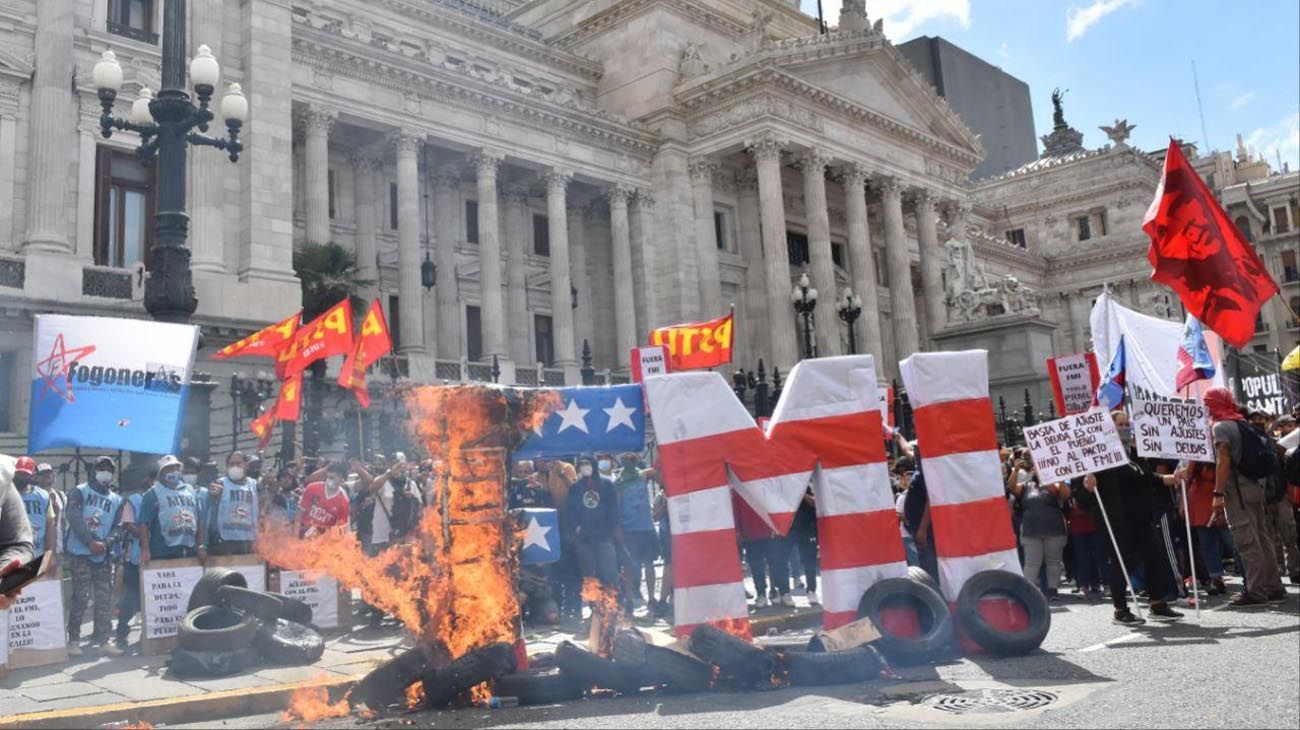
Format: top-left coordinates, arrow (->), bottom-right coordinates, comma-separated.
1,597 -> 822,728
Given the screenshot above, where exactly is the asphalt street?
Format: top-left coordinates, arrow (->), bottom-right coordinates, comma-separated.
187,584 -> 1300,729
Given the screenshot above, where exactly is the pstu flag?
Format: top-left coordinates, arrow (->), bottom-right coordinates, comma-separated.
513,384 -> 646,459
28,314 -> 199,454
277,299 -> 354,377
1175,314 -> 1217,391
1144,140 -> 1279,348
338,299 -> 393,408
1095,335 -> 1128,410
649,311 -> 733,371
519,508 -> 561,564
214,311 -> 300,360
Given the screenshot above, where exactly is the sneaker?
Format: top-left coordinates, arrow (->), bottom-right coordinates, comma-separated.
780,593 -> 796,608
754,595 -> 770,609
807,589 -> 820,606
1112,610 -> 1145,626
1208,579 -> 1226,596
1266,589 -> 1287,604
99,642 -> 124,657
66,642 -> 83,657
1149,603 -> 1183,622
1227,594 -> 1270,608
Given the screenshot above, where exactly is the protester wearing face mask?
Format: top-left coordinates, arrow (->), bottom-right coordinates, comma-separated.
613,453 -> 658,611
565,456 -> 620,602
16,457 -> 56,565
113,469 -> 150,652
65,455 -> 126,656
1082,411 -> 1184,625
136,455 -> 206,573
297,462 -> 351,538
206,451 -> 260,556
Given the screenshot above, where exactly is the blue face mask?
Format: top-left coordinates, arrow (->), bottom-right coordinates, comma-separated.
162,471 -> 181,487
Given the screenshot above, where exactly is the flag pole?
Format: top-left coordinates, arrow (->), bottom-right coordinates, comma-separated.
1091,481 -> 1145,621
1276,291 -> 1300,323
1179,384 -> 1202,619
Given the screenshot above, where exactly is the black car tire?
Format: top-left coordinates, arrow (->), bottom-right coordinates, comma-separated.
493,668 -> 582,706
256,619 -> 326,665
954,570 -> 1051,656
177,605 -> 259,652
555,640 -> 645,695
217,584 -> 284,624
186,568 -> 248,613
856,577 -> 954,665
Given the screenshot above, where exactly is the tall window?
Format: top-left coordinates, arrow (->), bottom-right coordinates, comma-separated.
94,147 -> 156,268
465,201 -> 479,243
327,170 -> 336,220
388,296 -> 401,351
534,314 -> 554,366
389,183 -> 399,230
714,211 -> 727,251
1281,250 -> 1298,282
107,0 -> 156,43
1234,215 -> 1255,242
1273,206 -> 1291,234
1075,215 -> 1092,241
786,231 -> 810,266
1005,228 -> 1026,248
466,305 -> 483,361
0,351 -> 12,432
533,214 -> 550,256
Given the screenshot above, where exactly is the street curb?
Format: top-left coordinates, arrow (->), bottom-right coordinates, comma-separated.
0,673 -> 361,730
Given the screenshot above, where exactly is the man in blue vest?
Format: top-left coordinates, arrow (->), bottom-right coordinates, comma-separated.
613,452 -> 658,611
206,451 -> 259,556
65,455 -> 125,657
136,455 -> 206,566
113,467 -> 150,652
16,457 -> 54,559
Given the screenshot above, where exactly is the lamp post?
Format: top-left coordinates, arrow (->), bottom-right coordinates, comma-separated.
92,0 -> 248,326
791,272 -> 818,360
421,189 -> 436,291
837,287 -> 863,355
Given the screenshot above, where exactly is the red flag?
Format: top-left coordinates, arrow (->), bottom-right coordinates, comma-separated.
648,312 -> 734,371
278,299 -> 354,377
274,373 -> 303,422
250,409 -> 276,448
1144,140 -> 1279,348
338,299 -> 393,408
215,311 -> 300,360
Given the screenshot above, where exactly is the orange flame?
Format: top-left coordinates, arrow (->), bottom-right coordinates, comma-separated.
282,684 -> 351,723
404,681 -> 425,711
581,577 -> 621,656
469,682 -> 492,706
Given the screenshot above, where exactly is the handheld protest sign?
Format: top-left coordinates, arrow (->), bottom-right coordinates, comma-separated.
4,574 -> 67,669
1022,409 -> 1129,484
1131,396 -> 1214,462
1047,353 -> 1100,416
271,568 -> 351,634
139,558 -> 205,655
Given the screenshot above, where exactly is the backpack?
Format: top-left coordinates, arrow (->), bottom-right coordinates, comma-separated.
387,480 -> 421,539
1234,422 -> 1283,500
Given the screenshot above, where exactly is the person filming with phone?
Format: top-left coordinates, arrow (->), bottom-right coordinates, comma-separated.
1,454 -> 37,611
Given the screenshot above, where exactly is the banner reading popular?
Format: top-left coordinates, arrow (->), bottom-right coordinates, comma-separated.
649,312 -> 733,371
1228,351 -> 1286,415
1131,396 -> 1214,462
1048,352 -> 1100,415
28,315 -> 199,454
1023,409 -> 1129,484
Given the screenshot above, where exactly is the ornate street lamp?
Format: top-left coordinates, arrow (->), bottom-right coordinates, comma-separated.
837,287 -> 863,354
421,189 -> 436,290
92,0 -> 248,326
791,272 -> 818,360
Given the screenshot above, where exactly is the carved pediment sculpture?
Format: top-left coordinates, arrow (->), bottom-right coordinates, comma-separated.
679,42 -> 709,81
943,238 -> 1040,324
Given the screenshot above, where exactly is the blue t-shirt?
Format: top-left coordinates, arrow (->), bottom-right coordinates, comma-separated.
614,473 -> 655,533
20,486 -> 50,552
137,482 -> 200,558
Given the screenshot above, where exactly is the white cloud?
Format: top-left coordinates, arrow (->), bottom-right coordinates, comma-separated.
1066,0 -> 1139,42
996,41 -> 1011,68
1228,91 -> 1256,111
818,0 -> 971,39
1244,109 -> 1300,170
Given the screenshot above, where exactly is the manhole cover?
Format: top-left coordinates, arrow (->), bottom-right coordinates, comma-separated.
922,688 -> 1058,714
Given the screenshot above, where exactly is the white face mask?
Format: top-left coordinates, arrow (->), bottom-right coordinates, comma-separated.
228,466 -> 245,481
579,465 -> 593,478
95,470 -> 113,486
181,473 -> 198,485
597,460 -> 612,473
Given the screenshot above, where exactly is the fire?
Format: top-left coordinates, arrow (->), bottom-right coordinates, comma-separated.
469,682 -> 492,705
710,617 -> 753,642
258,384 -> 562,712
581,577 -> 621,657
404,681 -> 425,711
283,684 -> 351,723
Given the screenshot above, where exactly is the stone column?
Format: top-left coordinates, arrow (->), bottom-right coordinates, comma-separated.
842,165 -> 884,366
735,168 -> 767,367
0,113 -> 18,249
394,132 -> 424,354
545,170 -> 578,375
23,0 -> 74,253
880,177 -> 919,361
747,134 -> 798,372
800,149 -> 839,357
432,167 -> 462,357
567,203 -> 592,356
302,107 -> 335,247
351,153 -> 379,296
631,190 -> 659,332
503,183 -> 532,364
473,150 -> 508,361
608,185 -> 637,370
914,188 -> 945,336
189,1 -> 224,273
689,159 -> 723,318
1068,291 -> 1090,353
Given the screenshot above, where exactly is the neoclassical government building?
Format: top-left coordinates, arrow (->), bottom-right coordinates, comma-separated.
0,0 -> 1296,454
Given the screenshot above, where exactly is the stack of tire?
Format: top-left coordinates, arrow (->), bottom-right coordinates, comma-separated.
169,568 -> 326,679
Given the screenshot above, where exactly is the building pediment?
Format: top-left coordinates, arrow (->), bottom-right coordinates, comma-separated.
674,28 -> 984,169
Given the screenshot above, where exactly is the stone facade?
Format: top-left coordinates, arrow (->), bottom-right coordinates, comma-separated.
0,0 -> 1294,456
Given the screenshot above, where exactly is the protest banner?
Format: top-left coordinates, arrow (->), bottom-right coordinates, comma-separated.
648,311 -> 734,371
4,576 -> 66,669
274,569 -> 349,632
877,384 -> 895,429
1131,395 -> 1214,462
1047,352 -> 1100,415
28,314 -> 200,454
1228,350 -> 1286,415
629,345 -> 669,384
1023,409 -> 1129,484
140,558 -> 205,655
1090,290 -> 1225,399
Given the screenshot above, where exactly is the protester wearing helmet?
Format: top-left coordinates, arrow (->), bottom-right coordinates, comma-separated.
136,455 -> 206,568
65,455 -> 125,656
0,455 -> 36,611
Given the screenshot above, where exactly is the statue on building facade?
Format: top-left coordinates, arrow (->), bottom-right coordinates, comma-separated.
838,0 -> 869,32
944,235 -> 1042,324
679,42 -> 708,81
1051,88 -> 1067,129
1100,119 -> 1136,148
944,234 -> 987,302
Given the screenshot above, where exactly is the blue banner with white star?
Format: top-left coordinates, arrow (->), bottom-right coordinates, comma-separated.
520,508 -> 561,564
513,384 -> 646,460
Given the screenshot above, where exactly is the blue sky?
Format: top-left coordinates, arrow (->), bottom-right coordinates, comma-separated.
799,1 -> 1300,169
